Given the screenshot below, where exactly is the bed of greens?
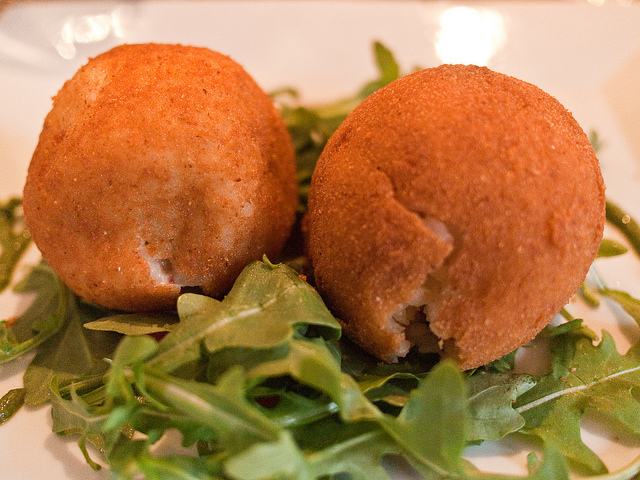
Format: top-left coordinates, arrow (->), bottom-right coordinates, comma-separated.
2,42 -> 640,480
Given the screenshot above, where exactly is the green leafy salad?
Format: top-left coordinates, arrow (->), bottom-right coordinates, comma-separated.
2,42 -> 640,480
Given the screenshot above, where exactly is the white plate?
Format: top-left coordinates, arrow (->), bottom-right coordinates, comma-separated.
1,1 -> 640,479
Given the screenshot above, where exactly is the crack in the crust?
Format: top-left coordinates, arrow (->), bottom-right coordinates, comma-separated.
138,240 -> 175,284
136,241 -> 210,296
372,166 -> 462,361
387,213 -> 462,359
137,239 -> 195,288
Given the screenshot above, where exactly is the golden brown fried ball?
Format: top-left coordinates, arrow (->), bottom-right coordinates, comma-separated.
23,43 -> 297,311
306,64 -> 605,370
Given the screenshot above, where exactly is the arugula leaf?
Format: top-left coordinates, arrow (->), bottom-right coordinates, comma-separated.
293,418 -> 402,480
467,372 -> 536,442
515,328 -> 640,475
51,336 -> 286,476
247,339 -> 380,422
378,361 -> 470,477
109,446 -> 226,480
136,366 -> 282,454
358,40 -> 402,98
98,338 -> 291,474
0,197 -> 31,293
22,284 -> 120,404
224,430 -> 314,480
0,262 -> 67,364
522,448 -> 571,480
50,377 -> 109,463
0,388 -> 25,425
597,238 -> 628,258
84,311 -> 179,335
340,335 -> 437,379
148,259 -> 340,374
64,330 -> 566,480
46,272 -> 510,480
357,372 -> 420,408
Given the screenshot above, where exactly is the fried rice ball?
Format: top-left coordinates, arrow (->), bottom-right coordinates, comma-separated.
23,43 -> 297,311
306,64 -> 606,370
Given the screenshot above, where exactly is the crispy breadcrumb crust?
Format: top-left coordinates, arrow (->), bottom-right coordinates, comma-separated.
306,64 -> 605,370
23,43 -> 297,311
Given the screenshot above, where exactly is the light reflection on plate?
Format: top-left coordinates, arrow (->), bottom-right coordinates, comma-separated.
1,2 -> 640,479
434,6 -> 507,65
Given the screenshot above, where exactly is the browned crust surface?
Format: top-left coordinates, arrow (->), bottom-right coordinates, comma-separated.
307,64 -> 606,369
23,43 -> 297,311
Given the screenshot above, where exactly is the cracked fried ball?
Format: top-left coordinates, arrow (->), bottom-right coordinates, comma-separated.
23,43 -> 297,311
306,64 -> 606,370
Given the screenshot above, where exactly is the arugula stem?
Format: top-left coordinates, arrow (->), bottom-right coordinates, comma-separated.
59,379 -> 108,407
578,283 -> 601,308
587,454 -> 640,480
129,366 -> 281,443
0,197 -> 31,293
271,401 -> 340,428
515,364 -> 640,414
606,200 -> 640,257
